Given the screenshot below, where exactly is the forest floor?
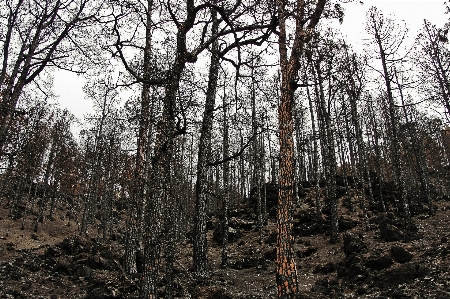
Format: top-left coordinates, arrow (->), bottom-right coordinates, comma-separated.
1,188 -> 450,299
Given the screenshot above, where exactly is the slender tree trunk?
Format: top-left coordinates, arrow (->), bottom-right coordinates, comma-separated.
305,77 -> 322,217
394,69 -> 433,215
35,130 -> 58,232
250,62 -> 264,243
346,78 -> 370,229
368,104 -> 386,211
372,22 -> 410,222
221,94 -> 230,267
126,0 -> 154,279
193,8 -> 219,278
313,60 -> 339,243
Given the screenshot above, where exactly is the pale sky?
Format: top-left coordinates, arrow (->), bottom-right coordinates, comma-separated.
53,70 -> 87,120
335,0 -> 448,51
53,1 -> 449,123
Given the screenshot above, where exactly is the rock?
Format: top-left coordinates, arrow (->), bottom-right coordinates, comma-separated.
88,254 -> 102,269
264,232 -> 277,244
6,242 -> 15,251
229,217 -> 255,230
379,221 -> 403,242
229,259 -> 243,270
263,248 -> 276,260
212,224 -> 242,245
297,247 -> 318,258
343,233 -> 366,257
311,278 -> 341,295
241,255 -> 260,269
54,257 -> 72,274
365,254 -> 393,271
390,246 -> 413,263
193,286 -> 233,299
229,255 -> 265,270
75,264 -> 92,277
59,235 -> 92,255
44,246 -> 59,258
293,219 -> 329,237
375,262 -> 429,286
346,256 -> 369,282
313,262 -> 336,274
339,216 -> 359,231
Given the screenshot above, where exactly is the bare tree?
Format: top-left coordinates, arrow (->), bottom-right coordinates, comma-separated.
274,0 -> 327,297
366,6 -> 411,223
0,0 -> 101,153
415,20 -> 450,121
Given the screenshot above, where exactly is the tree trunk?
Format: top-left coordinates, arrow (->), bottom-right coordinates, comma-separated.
305,76 -> 322,218
313,59 -> 339,243
371,14 -> 410,222
221,93 -> 230,267
274,0 -> 326,296
193,8 -> 219,279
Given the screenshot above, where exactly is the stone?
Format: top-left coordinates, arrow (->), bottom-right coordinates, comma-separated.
54,257 -> 72,274
313,262 -> 336,274
365,254 -> 394,270
343,233 -> 366,257
339,216 -> 359,231
194,286 -> 233,299
297,247 -> 318,258
379,221 -> 403,242
390,246 -> 413,263
75,264 -> 92,278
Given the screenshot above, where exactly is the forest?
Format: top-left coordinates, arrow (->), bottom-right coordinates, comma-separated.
1,0 -> 450,298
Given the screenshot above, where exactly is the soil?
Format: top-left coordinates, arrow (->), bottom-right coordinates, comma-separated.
1,188 -> 450,299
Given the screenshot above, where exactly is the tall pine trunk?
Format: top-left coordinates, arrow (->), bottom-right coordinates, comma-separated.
193,8 -> 219,278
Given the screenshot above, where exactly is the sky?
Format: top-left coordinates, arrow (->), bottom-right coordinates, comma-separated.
335,0 -> 448,51
53,70 -> 87,119
52,0 -> 449,124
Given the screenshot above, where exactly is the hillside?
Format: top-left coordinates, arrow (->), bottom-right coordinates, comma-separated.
1,186 -> 450,299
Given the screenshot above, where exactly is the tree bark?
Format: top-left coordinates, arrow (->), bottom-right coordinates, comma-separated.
370,11 -> 410,222
275,0 -> 327,296
193,7 -> 219,278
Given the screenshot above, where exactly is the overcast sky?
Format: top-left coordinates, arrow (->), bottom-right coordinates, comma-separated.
53,0 -> 449,123
336,0 -> 448,51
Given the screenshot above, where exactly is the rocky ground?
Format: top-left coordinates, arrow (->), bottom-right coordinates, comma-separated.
1,186 -> 450,299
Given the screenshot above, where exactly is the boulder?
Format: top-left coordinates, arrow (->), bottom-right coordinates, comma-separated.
263,247 -> 276,260
390,246 -> 413,263
343,233 -> 366,257
346,255 -> 369,282
339,216 -> 359,231
54,257 -> 73,274
374,262 -> 429,286
297,247 -> 318,258
313,262 -> 336,274
365,254 -> 393,271
213,224 -> 242,245
379,221 -> 403,242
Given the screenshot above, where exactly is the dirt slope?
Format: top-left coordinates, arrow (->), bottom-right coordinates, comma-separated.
1,192 -> 450,299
